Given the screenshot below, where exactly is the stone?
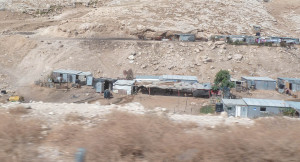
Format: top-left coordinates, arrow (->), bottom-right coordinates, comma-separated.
233,54 -> 243,61
221,111 -> 228,118
227,55 -> 232,60
220,44 -> 226,49
128,55 -> 135,60
141,65 -> 147,69
198,46 -> 204,51
203,58 -> 213,62
214,41 -> 225,46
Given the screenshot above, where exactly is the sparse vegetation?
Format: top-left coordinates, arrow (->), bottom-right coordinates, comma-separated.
281,108 -> 298,117
65,113 -> 86,122
46,112 -> 300,162
123,69 -> 134,80
0,112 -> 42,162
8,106 -> 29,115
200,105 -> 215,114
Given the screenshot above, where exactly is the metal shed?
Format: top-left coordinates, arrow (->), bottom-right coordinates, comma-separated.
52,69 -> 92,84
241,76 -> 276,90
159,75 -> 198,83
286,101 -> 300,114
93,78 -> 117,93
52,69 -> 82,83
222,99 -> 247,117
223,98 -> 291,118
176,34 -> 195,42
277,77 -> 300,92
113,80 -> 136,95
243,98 -> 290,118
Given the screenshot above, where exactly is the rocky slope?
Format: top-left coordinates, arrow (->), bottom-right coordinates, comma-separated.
0,0 -> 300,94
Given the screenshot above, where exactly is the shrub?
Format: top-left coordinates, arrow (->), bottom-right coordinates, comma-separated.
8,106 -> 29,115
200,105 -> 215,114
0,112 -> 42,162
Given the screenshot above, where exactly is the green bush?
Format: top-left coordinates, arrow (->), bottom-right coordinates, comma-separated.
200,105 -> 215,114
281,108 -> 297,117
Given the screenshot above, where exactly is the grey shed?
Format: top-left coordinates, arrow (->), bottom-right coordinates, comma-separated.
241,76 -> 276,90
223,98 -> 291,118
222,99 -> 247,117
277,77 -> 300,92
176,34 -> 195,42
243,98 -> 290,118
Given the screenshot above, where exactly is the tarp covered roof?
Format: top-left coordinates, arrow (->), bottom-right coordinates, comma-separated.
136,81 -> 211,90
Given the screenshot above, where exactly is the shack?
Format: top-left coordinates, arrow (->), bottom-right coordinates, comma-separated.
175,34 -> 195,42
277,77 -> 300,93
159,75 -> 198,83
241,76 -> 276,90
135,81 -> 211,98
52,69 -> 92,84
113,80 -> 136,95
94,78 -> 117,93
222,99 -> 247,117
135,75 -> 160,82
286,101 -> 300,116
222,98 -> 291,118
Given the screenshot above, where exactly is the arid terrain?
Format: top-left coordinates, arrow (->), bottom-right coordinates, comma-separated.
1,0 -> 300,161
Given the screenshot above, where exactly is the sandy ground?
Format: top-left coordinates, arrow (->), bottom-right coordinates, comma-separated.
0,101 -> 254,128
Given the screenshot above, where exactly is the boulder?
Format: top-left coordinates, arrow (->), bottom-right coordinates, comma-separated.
128,55 -> 135,60
233,54 -> 243,61
214,41 -> 225,46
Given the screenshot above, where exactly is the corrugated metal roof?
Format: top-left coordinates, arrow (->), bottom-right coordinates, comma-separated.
135,75 -> 160,80
278,77 -> 300,84
78,72 -> 92,76
286,101 -> 300,110
243,98 -> 289,107
53,69 -> 92,76
222,99 -> 246,106
53,69 -> 82,75
160,75 -> 198,81
114,80 -> 135,86
242,76 -> 275,82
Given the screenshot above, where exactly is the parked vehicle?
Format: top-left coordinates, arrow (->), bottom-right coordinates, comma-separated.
8,96 -> 24,102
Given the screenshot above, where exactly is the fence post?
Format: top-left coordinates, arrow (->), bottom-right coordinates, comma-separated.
75,148 -> 86,162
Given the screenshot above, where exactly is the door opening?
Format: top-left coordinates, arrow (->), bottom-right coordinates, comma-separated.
104,81 -> 110,90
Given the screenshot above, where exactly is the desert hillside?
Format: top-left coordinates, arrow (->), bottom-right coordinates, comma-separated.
1,0 -> 300,161
0,0 -> 300,92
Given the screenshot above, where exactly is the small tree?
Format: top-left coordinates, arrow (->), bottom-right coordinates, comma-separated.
213,70 -> 234,97
123,69 -> 134,80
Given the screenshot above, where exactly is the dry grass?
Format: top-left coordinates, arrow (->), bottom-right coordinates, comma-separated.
0,112 -> 42,162
65,113 -> 86,122
1,109 -> 300,161
8,106 -> 29,115
46,111 -> 300,162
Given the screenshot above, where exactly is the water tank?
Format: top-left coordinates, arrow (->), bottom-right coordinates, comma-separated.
215,103 -> 224,112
